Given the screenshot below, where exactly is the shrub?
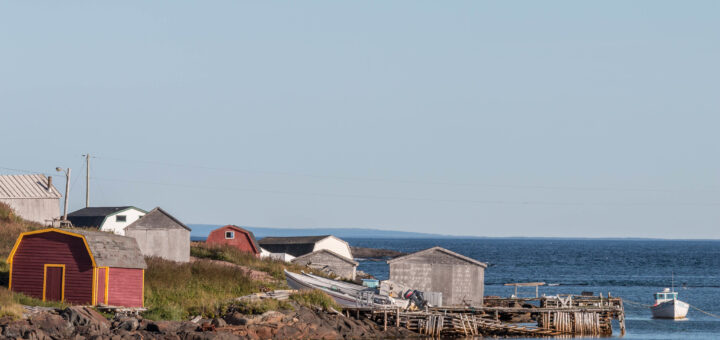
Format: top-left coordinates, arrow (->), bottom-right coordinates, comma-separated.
290,290 -> 342,312
143,257 -> 268,320
233,298 -> 293,315
0,287 -> 24,319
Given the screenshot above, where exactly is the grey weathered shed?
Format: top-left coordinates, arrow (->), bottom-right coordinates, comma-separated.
387,246 -> 487,306
0,174 -> 60,225
292,249 -> 359,280
124,207 -> 191,263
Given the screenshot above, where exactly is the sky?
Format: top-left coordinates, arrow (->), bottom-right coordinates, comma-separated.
1,1 -> 719,238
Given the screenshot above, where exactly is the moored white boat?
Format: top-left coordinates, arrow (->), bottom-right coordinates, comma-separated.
284,270 -> 409,309
651,288 -> 689,319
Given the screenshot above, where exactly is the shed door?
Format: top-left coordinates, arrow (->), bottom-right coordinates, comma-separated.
96,267 -> 107,304
44,266 -> 64,301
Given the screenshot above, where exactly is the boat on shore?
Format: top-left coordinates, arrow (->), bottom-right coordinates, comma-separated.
651,288 -> 689,319
284,270 -> 409,309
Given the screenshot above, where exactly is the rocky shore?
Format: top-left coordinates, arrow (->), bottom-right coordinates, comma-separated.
1,303 -> 421,340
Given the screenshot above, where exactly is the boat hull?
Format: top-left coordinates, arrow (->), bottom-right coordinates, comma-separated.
651,300 -> 689,319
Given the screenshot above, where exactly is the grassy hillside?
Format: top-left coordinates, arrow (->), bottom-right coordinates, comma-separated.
141,243 -> 336,320
0,203 -> 336,321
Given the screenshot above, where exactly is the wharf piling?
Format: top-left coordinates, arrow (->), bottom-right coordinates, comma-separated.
343,294 -> 626,337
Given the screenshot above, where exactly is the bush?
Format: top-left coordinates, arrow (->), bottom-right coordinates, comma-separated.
0,202 -> 42,259
0,287 -> 24,319
290,290 -> 342,312
191,243 -> 331,280
233,298 -> 293,315
143,257 -> 269,320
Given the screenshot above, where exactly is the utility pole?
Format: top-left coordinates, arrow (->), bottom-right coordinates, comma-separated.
85,153 -> 90,208
56,167 -> 71,220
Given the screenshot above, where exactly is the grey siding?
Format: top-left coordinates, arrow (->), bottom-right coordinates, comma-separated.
0,198 -> 59,225
293,251 -> 357,280
389,250 -> 484,306
125,228 -> 190,263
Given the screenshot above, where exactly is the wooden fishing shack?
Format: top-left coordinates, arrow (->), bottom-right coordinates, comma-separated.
387,246 -> 487,306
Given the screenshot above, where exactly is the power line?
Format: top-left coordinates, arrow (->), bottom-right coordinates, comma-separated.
90,176 -> 720,207
92,156 -> 720,194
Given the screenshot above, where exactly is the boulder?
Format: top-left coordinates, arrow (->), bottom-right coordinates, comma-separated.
223,312 -> 252,326
116,317 -> 139,331
147,320 -> 183,333
210,317 -> 227,328
61,307 -> 111,334
29,312 -> 75,339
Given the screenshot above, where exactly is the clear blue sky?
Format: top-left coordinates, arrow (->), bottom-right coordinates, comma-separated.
2,1 -> 719,238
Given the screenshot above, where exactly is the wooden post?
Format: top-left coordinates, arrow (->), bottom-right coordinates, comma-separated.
395,308 -> 400,327
383,310 -> 387,331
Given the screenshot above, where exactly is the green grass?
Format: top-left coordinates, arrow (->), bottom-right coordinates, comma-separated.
0,287 -> 24,319
191,243 -> 332,280
143,257 -> 275,320
290,290 -> 342,312
233,298 -> 294,315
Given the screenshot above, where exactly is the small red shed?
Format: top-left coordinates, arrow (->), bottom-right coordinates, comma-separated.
206,225 -> 260,257
7,228 -> 146,307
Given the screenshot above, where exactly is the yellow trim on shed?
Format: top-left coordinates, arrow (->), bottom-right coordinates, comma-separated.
7,228 -> 98,267
42,264 -> 66,302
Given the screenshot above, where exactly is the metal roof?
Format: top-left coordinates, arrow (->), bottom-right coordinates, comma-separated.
292,249 -> 359,266
126,207 -> 192,231
258,235 -> 332,245
67,206 -> 145,228
0,174 -> 61,199
386,246 -> 488,267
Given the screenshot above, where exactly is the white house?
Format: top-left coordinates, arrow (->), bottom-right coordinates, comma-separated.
258,235 -> 353,259
0,174 -> 61,225
67,206 -> 147,235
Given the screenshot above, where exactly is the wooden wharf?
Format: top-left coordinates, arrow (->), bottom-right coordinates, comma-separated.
342,294 -> 626,337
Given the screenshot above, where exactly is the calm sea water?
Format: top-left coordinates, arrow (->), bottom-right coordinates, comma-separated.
346,238 -> 720,339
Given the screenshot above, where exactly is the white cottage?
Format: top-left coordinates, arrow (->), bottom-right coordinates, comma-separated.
258,235 -> 353,259
67,206 -> 147,235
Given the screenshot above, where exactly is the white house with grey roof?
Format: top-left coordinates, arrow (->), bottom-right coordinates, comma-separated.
258,235 -> 353,259
67,206 -> 147,235
0,174 -> 61,224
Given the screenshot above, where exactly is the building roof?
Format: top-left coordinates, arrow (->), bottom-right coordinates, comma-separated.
292,249 -> 359,266
386,246 -> 487,268
125,207 -> 191,231
67,206 -> 146,228
218,225 -> 259,253
0,174 -> 61,199
258,235 -> 333,257
8,228 -> 146,269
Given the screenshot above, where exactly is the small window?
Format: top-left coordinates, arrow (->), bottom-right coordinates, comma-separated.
225,231 -> 235,239
116,215 -> 127,222
138,215 -> 144,219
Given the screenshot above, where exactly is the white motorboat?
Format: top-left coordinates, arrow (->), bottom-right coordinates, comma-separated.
651,288 -> 689,319
284,270 -> 409,309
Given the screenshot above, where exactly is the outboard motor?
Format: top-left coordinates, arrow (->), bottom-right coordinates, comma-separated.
403,289 -> 428,309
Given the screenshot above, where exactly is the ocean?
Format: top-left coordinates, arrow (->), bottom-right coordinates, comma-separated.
347,238 -> 720,339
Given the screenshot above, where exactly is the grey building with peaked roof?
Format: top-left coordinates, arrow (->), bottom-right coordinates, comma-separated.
258,235 -> 353,258
292,249 -> 359,280
124,207 -> 191,262
387,246 -> 487,307
0,174 -> 61,225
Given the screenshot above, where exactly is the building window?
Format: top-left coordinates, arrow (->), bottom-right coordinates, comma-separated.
138,215 -> 144,219
116,215 -> 127,222
225,231 -> 235,239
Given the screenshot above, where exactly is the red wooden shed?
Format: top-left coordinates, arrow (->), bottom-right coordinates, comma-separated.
7,228 -> 147,307
206,225 -> 260,257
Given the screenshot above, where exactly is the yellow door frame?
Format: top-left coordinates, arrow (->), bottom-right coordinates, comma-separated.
43,264 -> 66,302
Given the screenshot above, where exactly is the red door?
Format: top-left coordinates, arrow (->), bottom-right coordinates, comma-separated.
45,266 -> 64,301
96,268 -> 107,304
